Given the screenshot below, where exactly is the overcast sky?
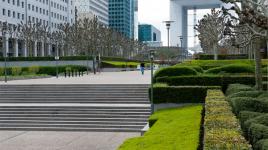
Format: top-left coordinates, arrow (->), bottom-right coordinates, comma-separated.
138,0 -> 213,47
138,0 -> 170,46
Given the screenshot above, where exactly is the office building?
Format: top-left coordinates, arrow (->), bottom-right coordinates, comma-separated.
0,0 -> 75,57
74,0 -> 109,25
138,24 -> 162,47
109,0 -> 135,38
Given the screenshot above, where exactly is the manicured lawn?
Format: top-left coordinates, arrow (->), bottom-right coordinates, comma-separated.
118,105 -> 203,150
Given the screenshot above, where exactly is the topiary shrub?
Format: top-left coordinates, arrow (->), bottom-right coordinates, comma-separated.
175,65 -> 204,73
255,139 -> 268,150
228,91 -> 263,99
205,64 -> 254,74
226,84 -> 253,96
230,97 -> 268,115
244,114 -> 268,137
154,66 -> 198,79
11,67 -> 22,76
248,123 -> 268,144
239,111 -> 264,132
0,67 -> 4,76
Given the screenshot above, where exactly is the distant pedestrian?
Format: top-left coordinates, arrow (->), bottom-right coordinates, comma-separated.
140,62 -> 145,75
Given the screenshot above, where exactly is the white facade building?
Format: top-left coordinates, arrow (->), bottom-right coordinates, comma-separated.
0,0 -> 75,57
170,0 -> 222,49
74,0 -> 109,25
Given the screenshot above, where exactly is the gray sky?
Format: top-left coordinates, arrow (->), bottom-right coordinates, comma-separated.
138,0 -> 170,46
138,0 -> 212,47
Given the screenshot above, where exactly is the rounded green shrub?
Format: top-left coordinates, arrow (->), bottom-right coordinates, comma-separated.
226,84 -> 253,96
0,67 -> 4,76
11,67 -> 22,76
244,114 -> 268,133
228,91 -> 262,99
239,111 -> 264,132
248,123 -> 268,144
205,64 -> 254,74
175,65 -> 204,73
255,139 -> 268,150
154,66 -> 198,78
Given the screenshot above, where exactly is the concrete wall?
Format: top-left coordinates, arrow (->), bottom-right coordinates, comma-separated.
0,60 -> 93,68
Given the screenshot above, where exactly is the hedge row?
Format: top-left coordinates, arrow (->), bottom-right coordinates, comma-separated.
204,90 -> 251,149
197,54 -> 248,60
156,75 -> 256,92
0,56 -> 143,62
226,84 -> 268,150
0,65 -> 88,76
154,66 -> 198,79
150,84 -> 220,104
205,64 -> 255,74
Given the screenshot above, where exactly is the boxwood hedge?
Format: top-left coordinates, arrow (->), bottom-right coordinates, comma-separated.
205,64 -> 254,74
255,139 -> 268,150
154,66 -> 198,79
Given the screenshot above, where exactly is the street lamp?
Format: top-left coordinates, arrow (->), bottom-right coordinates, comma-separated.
178,36 -> 183,61
163,21 -> 175,48
149,49 -> 155,114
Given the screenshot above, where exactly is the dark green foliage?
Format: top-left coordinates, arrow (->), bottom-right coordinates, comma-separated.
150,85 -> 220,104
248,123 -> 268,144
230,97 -> 268,115
255,139 -> 268,150
175,64 -> 204,73
228,91 -> 263,99
239,111 -> 264,132
198,54 -> 248,60
0,56 -> 143,62
205,64 -> 254,74
156,76 -> 255,92
226,84 -> 253,96
258,93 -> 268,99
154,66 -> 198,79
244,114 -> 268,140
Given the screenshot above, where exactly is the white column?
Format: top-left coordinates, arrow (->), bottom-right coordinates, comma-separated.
48,43 -> 52,56
41,42 -> 45,57
23,41 -> 27,57
4,36 -> 9,57
14,39 -> 19,57
34,41 -> 37,57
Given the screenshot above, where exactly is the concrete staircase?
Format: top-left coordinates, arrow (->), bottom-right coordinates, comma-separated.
0,84 -> 151,132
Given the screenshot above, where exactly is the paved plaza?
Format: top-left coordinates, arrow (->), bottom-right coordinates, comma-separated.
0,131 -> 139,150
0,71 -> 151,85
0,71 -> 151,150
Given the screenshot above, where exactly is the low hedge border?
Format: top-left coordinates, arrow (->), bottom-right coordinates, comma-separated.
197,54 -> 249,60
204,90 -> 251,149
150,85 -> 220,104
156,75 -> 256,92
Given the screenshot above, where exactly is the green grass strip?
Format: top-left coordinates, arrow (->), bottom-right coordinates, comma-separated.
118,105 -> 203,150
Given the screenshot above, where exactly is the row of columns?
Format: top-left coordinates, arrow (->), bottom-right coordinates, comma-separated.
2,36 -> 58,57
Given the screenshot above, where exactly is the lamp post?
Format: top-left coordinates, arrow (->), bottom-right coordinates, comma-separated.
163,21 -> 174,48
178,36 -> 183,61
149,49 -> 155,114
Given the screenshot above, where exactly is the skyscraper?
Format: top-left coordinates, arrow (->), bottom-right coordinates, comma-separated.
74,0 -> 109,25
139,24 -> 162,47
109,0 -> 135,38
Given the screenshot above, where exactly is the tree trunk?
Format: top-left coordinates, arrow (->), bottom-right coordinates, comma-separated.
213,44 -> 218,60
254,39 -> 263,91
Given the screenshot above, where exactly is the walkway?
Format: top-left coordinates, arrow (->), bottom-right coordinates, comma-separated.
0,71 -> 151,85
0,131 -> 139,150
0,71 -> 150,150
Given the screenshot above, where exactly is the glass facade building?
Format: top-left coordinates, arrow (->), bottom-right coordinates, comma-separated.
109,0 -> 135,38
139,24 -> 162,47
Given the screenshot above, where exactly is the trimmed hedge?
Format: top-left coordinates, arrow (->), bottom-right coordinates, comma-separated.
175,64 -> 204,73
0,65 -> 88,76
156,76 -> 255,92
198,54 -> 248,60
239,111 -> 264,132
225,84 -> 253,96
255,139 -> 268,150
204,90 -> 251,149
229,97 -> 268,115
227,91 -> 263,99
0,56 -> 144,62
154,66 -> 198,79
248,123 -> 268,144
150,85 -> 220,104
205,64 -> 254,74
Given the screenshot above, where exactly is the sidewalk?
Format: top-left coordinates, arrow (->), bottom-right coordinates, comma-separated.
0,71 -> 151,85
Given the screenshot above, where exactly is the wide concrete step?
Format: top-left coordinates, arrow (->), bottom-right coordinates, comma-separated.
0,96 -> 148,99
0,111 -> 151,115
0,108 -> 151,112
0,101 -> 150,104
0,114 -> 150,118
0,124 -> 145,129
0,127 -> 143,132
0,117 -> 148,122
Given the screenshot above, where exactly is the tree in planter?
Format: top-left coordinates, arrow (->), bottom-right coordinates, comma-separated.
195,9 -> 226,60
221,0 -> 268,90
